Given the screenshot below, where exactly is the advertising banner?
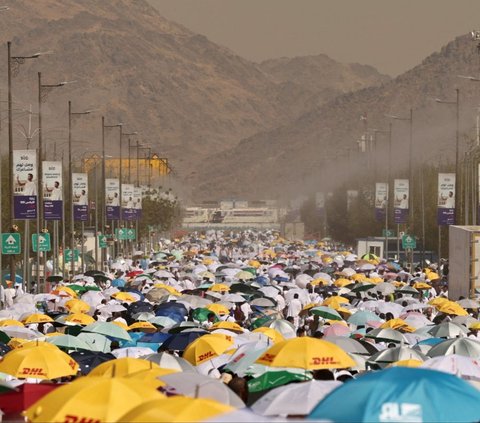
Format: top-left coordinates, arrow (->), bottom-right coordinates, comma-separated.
72,173 -> 88,221
374,183 -> 388,222
13,150 -> 37,220
43,161 -> 63,220
437,173 -> 456,226
121,184 -> 135,221
106,178 -> 120,220
133,187 -> 143,220
393,179 -> 409,224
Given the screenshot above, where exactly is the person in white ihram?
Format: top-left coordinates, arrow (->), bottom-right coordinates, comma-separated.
16,173 -> 37,195
398,194 -> 408,209
74,189 -> 88,206
109,192 -> 119,206
45,181 -> 62,201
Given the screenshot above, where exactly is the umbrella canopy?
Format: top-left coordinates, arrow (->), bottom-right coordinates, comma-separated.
88,357 -> 160,377
183,334 -> 234,365
251,380 -> 341,417
142,352 -> 197,372
24,376 -> 164,423
0,344 -> 78,379
367,346 -> 427,369
116,397 -> 233,423
310,306 -> 343,321
421,354 -> 480,381
309,367 -> 480,422
69,350 -> 115,375
159,372 -> 245,408
427,322 -> 468,338
427,338 -> 480,358
366,328 -> 408,344
64,313 -> 96,326
247,370 -> 312,393
161,330 -> 207,351
256,337 -> 355,370
82,322 -> 132,342
323,336 -> 378,355
262,319 -> 296,339
46,334 -> 92,351
348,310 -> 383,326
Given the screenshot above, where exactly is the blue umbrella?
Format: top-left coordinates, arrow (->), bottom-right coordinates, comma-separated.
155,302 -> 188,322
3,274 -> 23,284
309,367 -> 480,422
255,276 -> 269,286
138,332 -> 171,344
160,330 -> 206,351
416,338 -> 444,346
348,310 -> 383,326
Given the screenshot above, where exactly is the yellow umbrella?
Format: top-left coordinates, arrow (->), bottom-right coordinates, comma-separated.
65,313 -> 96,326
206,303 -> 230,316
183,334 -> 234,365
248,259 -> 261,268
65,299 -> 91,314
370,277 -> 384,284
89,357 -> 160,377
351,274 -> 367,282
0,319 -> 24,327
0,345 -> 78,379
112,292 -> 137,302
153,284 -> 181,296
388,359 -> 423,368
23,313 -> 54,324
129,321 -> 156,331
429,297 -> 449,306
413,282 -> 432,290
426,271 -> 440,280
202,258 -> 214,266
208,284 -> 230,293
8,338 -> 29,349
235,271 -> 254,280
262,249 -> 276,258
437,301 -> 468,316
334,278 -> 351,288
255,337 -> 355,370
311,278 -> 329,286
302,303 -> 320,311
51,286 -> 77,298
126,367 -> 177,382
252,327 -> 285,344
116,397 -> 233,423
380,319 -> 415,333
322,296 -> 349,307
111,321 -> 130,331
209,321 -> 244,333
24,376 -> 164,423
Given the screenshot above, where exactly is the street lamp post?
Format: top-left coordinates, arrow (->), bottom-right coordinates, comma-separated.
435,89 -> 461,223
68,101 -> 93,278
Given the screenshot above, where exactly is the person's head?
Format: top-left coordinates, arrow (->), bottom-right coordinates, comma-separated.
27,173 -> 33,181
293,294 -> 299,299
81,190 -> 86,195
449,191 -> 454,198
207,312 -> 216,323
403,194 -> 407,200
54,181 -> 60,188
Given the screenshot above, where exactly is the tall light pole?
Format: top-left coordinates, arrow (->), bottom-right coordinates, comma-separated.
123,132 -> 137,185
68,101 -> 93,278
435,89 -> 460,223
103,120 -> 122,261
8,42 -> 50,288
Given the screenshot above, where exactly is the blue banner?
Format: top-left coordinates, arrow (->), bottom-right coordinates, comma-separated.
107,205 -> 120,220
14,196 -> 37,220
44,200 -> 62,220
74,205 -> 88,222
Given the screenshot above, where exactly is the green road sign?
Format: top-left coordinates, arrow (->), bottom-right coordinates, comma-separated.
115,228 -> 127,241
65,249 -> 79,262
126,229 -> 136,240
382,229 -> 395,238
98,234 -> 108,249
1,233 -> 21,255
402,234 -> 417,250
32,233 -> 51,252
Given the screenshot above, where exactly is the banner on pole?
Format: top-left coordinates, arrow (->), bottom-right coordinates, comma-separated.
72,173 -> 88,221
106,178 -> 120,220
375,183 -> 388,222
437,173 -> 456,226
393,179 -> 409,224
43,161 -> 63,220
121,184 -> 135,221
133,187 -> 142,220
13,150 -> 38,220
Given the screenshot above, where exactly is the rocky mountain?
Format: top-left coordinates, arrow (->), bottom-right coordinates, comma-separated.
0,0 -> 388,193
194,34 -> 480,201
259,54 -> 390,117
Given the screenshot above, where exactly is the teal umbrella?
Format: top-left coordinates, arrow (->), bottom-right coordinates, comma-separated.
348,310 -> 383,326
82,322 -> 132,341
46,334 -> 92,351
77,332 -> 112,353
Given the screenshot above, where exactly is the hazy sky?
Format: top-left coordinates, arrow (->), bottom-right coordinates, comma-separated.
149,0 -> 480,76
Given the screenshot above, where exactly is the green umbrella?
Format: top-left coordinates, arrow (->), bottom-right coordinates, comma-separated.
68,284 -> 88,294
82,322 -> 132,341
242,267 -> 257,276
0,331 -> 11,344
250,316 -> 273,330
192,308 -> 218,323
46,334 -> 92,351
351,283 -> 376,293
46,275 -> 63,283
310,306 -> 343,321
247,370 -> 312,393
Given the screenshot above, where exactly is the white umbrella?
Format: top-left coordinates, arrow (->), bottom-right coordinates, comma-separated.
402,314 -> 433,329
99,304 -> 127,314
264,319 -> 296,339
376,302 -> 404,318
159,373 -> 245,408
251,380 -> 341,417
111,347 -> 154,358
81,291 -> 106,307
223,293 -> 247,303
142,352 -> 196,372
422,354 -> 480,381
1,326 -> 41,340
258,286 -> 280,298
295,274 -> 312,289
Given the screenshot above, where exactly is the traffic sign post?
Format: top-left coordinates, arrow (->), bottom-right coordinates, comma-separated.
98,234 -> 108,249
402,234 -> 416,250
65,249 -> 79,263
1,233 -> 21,255
115,228 -> 127,241
126,229 -> 136,240
32,233 -> 51,252
382,229 -> 395,238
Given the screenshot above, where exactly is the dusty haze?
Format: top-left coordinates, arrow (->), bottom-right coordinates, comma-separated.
149,0 -> 480,76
